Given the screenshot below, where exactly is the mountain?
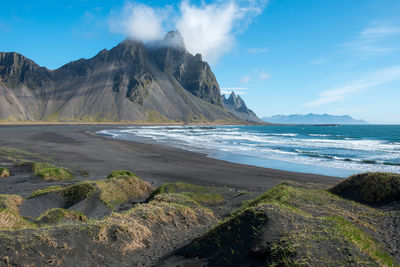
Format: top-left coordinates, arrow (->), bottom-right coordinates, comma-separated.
0,31 -> 247,123
221,92 -> 264,123
262,113 -> 367,125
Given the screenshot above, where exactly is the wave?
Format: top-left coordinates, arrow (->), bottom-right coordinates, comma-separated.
309,134 -> 332,137
96,125 -> 400,175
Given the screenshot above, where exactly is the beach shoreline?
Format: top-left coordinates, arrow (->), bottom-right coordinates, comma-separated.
0,124 -> 339,194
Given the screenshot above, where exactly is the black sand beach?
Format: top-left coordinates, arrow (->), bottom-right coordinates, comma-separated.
0,124 -> 339,195
1,125 -> 400,266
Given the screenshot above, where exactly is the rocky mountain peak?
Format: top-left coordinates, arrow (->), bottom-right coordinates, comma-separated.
0,33 -> 255,122
221,92 -> 263,123
225,91 -> 245,108
161,31 -> 186,50
0,52 -> 50,88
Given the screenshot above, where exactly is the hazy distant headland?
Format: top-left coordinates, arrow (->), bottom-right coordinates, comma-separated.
262,113 -> 367,125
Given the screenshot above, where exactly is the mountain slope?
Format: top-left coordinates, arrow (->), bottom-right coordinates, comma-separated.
0,32 -> 241,123
221,92 -> 264,123
262,113 -> 367,125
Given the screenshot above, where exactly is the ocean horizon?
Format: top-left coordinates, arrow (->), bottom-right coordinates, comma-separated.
97,124 -> 400,178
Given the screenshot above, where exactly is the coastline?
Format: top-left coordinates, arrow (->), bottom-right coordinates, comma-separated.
2,124 -> 400,266
0,121 -> 268,126
0,124 -> 339,193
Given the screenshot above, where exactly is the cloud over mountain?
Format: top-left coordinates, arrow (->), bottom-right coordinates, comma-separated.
109,0 -> 268,63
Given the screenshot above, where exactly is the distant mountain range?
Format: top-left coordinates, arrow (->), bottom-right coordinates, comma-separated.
0,31 -> 261,123
262,113 -> 367,125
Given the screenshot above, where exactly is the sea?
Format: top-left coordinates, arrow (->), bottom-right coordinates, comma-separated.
97,125 -> 400,178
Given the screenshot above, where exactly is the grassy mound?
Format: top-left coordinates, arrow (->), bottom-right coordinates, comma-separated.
63,182 -> 96,207
173,182 -> 396,266
0,167 -> 10,178
0,194 -> 24,213
32,162 -> 73,181
330,172 -> 400,204
0,194 -> 36,230
107,170 -> 135,178
28,186 -> 64,199
35,208 -> 87,225
150,182 -> 224,206
96,173 -> 154,208
29,171 -> 154,210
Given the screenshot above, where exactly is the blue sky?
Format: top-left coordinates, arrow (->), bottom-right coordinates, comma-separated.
1,0 -> 399,123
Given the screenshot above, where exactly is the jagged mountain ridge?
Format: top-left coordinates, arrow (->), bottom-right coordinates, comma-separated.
0,31 -> 245,122
262,113 -> 367,124
221,92 -> 264,123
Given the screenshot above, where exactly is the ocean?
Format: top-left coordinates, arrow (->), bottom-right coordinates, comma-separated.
97,125 -> 400,178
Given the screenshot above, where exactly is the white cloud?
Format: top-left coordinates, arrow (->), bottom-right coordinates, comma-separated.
176,1 -> 237,63
240,75 -> 251,84
259,71 -> 270,80
361,25 -> 400,39
341,22 -> 400,58
108,1 -> 268,63
307,65 -> 400,107
109,3 -> 164,42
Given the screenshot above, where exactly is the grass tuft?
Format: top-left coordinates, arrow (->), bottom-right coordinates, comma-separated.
32,162 -> 73,181
0,208 -> 37,230
62,182 -> 96,208
35,208 -> 87,225
149,182 -> 224,206
97,175 -> 154,208
0,167 -> 10,178
28,186 -> 64,199
28,171 -> 154,209
0,194 -> 24,213
0,194 -> 36,230
107,170 -> 136,179
330,172 -> 400,204
327,215 -> 394,266
178,181 -> 396,265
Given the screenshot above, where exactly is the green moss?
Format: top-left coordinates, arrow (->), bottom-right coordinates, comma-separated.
32,162 -> 73,181
235,183 -> 316,217
0,167 -> 10,178
327,216 -> 394,266
0,147 -> 50,163
35,208 -> 87,225
150,182 -> 224,206
62,182 -> 96,208
182,182 -> 395,265
181,192 -> 224,205
151,182 -> 206,196
28,186 -> 64,199
151,193 -> 200,206
330,172 -> 400,204
107,170 -> 136,179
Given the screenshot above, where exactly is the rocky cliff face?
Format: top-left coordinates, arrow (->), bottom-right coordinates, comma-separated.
0,31 -> 237,122
221,92 -> 263,123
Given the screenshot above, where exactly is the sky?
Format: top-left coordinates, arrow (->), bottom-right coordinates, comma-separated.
1,0 -> 400,124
